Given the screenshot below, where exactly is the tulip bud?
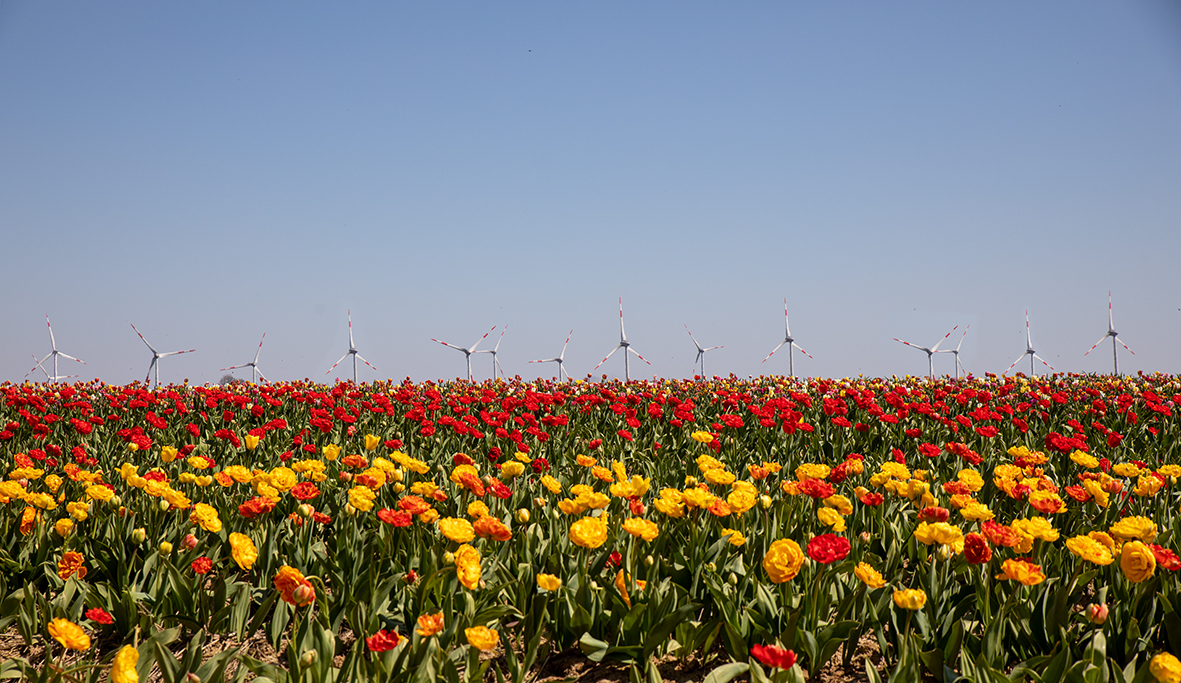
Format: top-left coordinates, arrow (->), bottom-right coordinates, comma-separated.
938,546 -> 951,561
300,650 -> 317,667
187,674 -> 202,683
297,504 -> 315,519
182,533 -> 198,550
392,483 -> 405,493
759,495 -> 773,509
589,580 -> 601,591
109,495 -> 122,507
132,528 -> 147,544
403,570 -> 418,584
443,551 -> 455,565
1086,603 -> 1109,625
159,541 -> 173,555
391,469 -> 404,483
339,472 -> 353,482
704,562 -> 716,573
534,497 -> 547,508
292,583 -> 315,606
645,555 -> 654,566
158,500 -> 171,511
727,572 -> 738,586
515,509 -> 530,524
344,503 -> 357,516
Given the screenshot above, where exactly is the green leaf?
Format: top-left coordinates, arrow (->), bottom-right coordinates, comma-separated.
701,662 -> 750,683
579,632 -> 610,663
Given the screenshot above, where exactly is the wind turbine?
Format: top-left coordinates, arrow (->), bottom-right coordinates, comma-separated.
936,325 -> 971,379
594,298 -> 650,382
131,324 -> 195,387
432,326 -> 495,381
894,326 -> 958,380
325,310 -> 377,384
1084,292 -> 1134,375
762,299 -> 812,377
27,354 -> 78,383
530,330 -> 574,381
685,325 -> 722,379
1006,310 -> 1054,377
474,326 -> 508,379
221,333 -> 269,383
31,315 -> 86,383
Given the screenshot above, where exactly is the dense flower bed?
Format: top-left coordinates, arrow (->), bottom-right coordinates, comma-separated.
1,373 -> 1180,682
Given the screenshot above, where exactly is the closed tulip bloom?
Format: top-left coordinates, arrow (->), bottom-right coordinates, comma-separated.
465,626 -> 500,651
963,533 -> 991,565
416,612 -> 445,637
1066,535 -> 1115,566
111,645 -> 139,683
569,516 -> 609,549
455,544 -> 482,590
537,573 -> 562,591
439,517 -> 476,543
1151,652 -> 1181,683
893,588 -> 927,610
229,533 -> 258,571
763,539 -> 804,583
1121,541 -> 1157,584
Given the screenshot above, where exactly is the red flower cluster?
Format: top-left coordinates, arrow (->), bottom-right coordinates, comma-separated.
366,629 -> 402,652
750,644 -> 796,669
806,534 -> 850,564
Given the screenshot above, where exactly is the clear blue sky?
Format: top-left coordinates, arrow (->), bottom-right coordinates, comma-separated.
3,2 -> 1179,384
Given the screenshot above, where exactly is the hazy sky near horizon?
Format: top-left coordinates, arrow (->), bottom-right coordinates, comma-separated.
2,2 -> 1180,385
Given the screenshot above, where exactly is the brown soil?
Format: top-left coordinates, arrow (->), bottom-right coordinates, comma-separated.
1,626 -> 890,682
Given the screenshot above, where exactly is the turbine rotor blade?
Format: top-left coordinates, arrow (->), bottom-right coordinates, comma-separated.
1084,336 -> 1108,356
131,324 -> 157,353
326,352 -> 352,374
1117,337 -> 1135,355
628,347 -> 652,365
1005,354 -> 1027,373
1033,354 -> 1055,371
792,342 -> 813,359
594,344 -> 623,371
930,326 -> 958,353
762,340 -> 787,363
253,333 -> 266,363
46,315 -> 57,349
432,339 -> 466,352
56,353 -> 86,364
356,354 -> 377,371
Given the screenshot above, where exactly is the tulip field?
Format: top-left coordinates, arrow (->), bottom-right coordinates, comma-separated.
3,373 -> 1181,683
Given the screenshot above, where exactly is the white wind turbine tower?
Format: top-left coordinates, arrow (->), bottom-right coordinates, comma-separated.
936,325 -> 971,379
594,298 -> 650,382
221,333 -> 269,383
894,326 -> 958,380
762,299 -> 812,377
31,316 -> 86,383
474,326 -> 508,379
131,324 -> 195,387
685,325 -> 722,379
1006,310 -> 1055,377
1084,292 -> 1135,375
325,310 -> 377,384
432,326 -> 495,381
530,329 -> 574,381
